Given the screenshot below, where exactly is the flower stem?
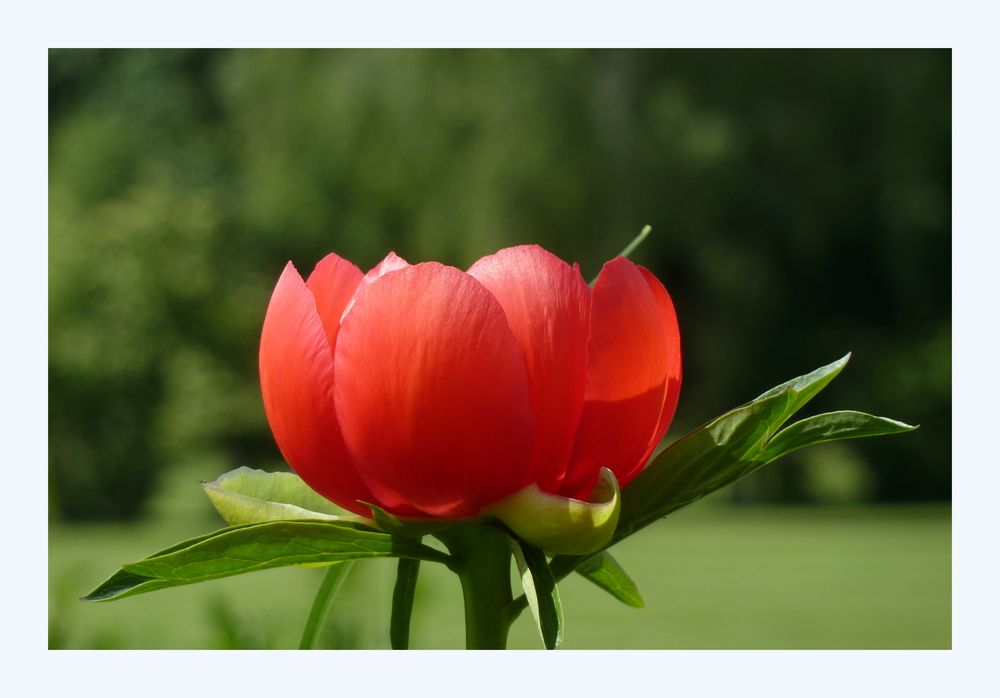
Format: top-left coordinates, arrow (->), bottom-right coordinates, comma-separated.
390,558 -> 421,649
437,525 -> 514,649
298,561 -> 354,649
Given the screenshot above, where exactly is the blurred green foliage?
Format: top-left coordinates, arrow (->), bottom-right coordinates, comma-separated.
48,49 -> 950,520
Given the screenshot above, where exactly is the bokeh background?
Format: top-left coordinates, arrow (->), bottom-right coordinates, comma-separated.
48,49 -> 951,649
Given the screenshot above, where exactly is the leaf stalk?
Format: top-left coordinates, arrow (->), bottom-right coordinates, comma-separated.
298,561 -> 354,649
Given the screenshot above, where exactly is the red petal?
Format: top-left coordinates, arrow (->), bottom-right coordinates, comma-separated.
334,262 -> 534,517
468,245 -> 590,491
259,262 -> 375,515
562,258 -> 673,497
364,251 -> 411,282
636,266 -> 683,469
340,251 -> 411,322
305,252 -> 363,355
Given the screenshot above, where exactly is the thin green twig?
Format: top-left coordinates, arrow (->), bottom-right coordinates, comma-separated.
618,224 -> 653,260
590,224 -> 653,285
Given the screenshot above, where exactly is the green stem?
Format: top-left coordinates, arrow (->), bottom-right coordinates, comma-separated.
617,224 -> 653,260
298,561 -> 354,649
390,558 -> 421,649
437,525 -> 514,649
590,224 -> 654,285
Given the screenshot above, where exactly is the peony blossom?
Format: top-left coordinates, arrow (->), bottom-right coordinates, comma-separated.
259,245 -> 681,520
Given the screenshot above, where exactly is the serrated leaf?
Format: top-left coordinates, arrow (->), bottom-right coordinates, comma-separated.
84,520 -> 451,602
509,539 -> 563,649
202,466 -> 368,526
758,410 -> 917,464
390,558 -> 421,649
574,551 -> 644,608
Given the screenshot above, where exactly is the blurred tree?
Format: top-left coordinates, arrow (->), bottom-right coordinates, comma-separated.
48,49 -> 950,520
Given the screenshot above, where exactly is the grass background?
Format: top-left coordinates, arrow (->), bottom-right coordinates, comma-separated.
50,461 -> 950,650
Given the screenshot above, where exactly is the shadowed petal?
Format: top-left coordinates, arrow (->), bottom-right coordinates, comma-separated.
469,245 -> 590,491
634,265 -> 683,474
306,252 -> 363,355
562,258 -> 672,497
334,262 -> 535,517
259,262 -> 375,516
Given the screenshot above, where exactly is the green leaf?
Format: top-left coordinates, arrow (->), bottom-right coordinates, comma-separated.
612,390 -> 791,543
755,353 -> 851,439
390,558 -> 421,649
542,354 -> 912,586
758,410 -> 917,464
574,551 -> 644,608
79,570 -> 177,601
202,466 -> 368,526
81,526 -> 256,601
84,520 -> 451,602
612,353 -> 857,543
510,539 -> 563,649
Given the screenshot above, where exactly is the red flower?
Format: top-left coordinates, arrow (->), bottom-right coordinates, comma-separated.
259,245 -> 681,519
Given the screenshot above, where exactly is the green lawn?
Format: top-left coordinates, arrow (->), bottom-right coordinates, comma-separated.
50,495 -> 950,649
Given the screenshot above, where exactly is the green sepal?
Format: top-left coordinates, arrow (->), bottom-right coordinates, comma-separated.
201,467 -> 369,526
574,551 -> 644,608
484,466 -> 620,555
364,502 -> 465,538
83,520 -> 451,602
508,537 -> 563,650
